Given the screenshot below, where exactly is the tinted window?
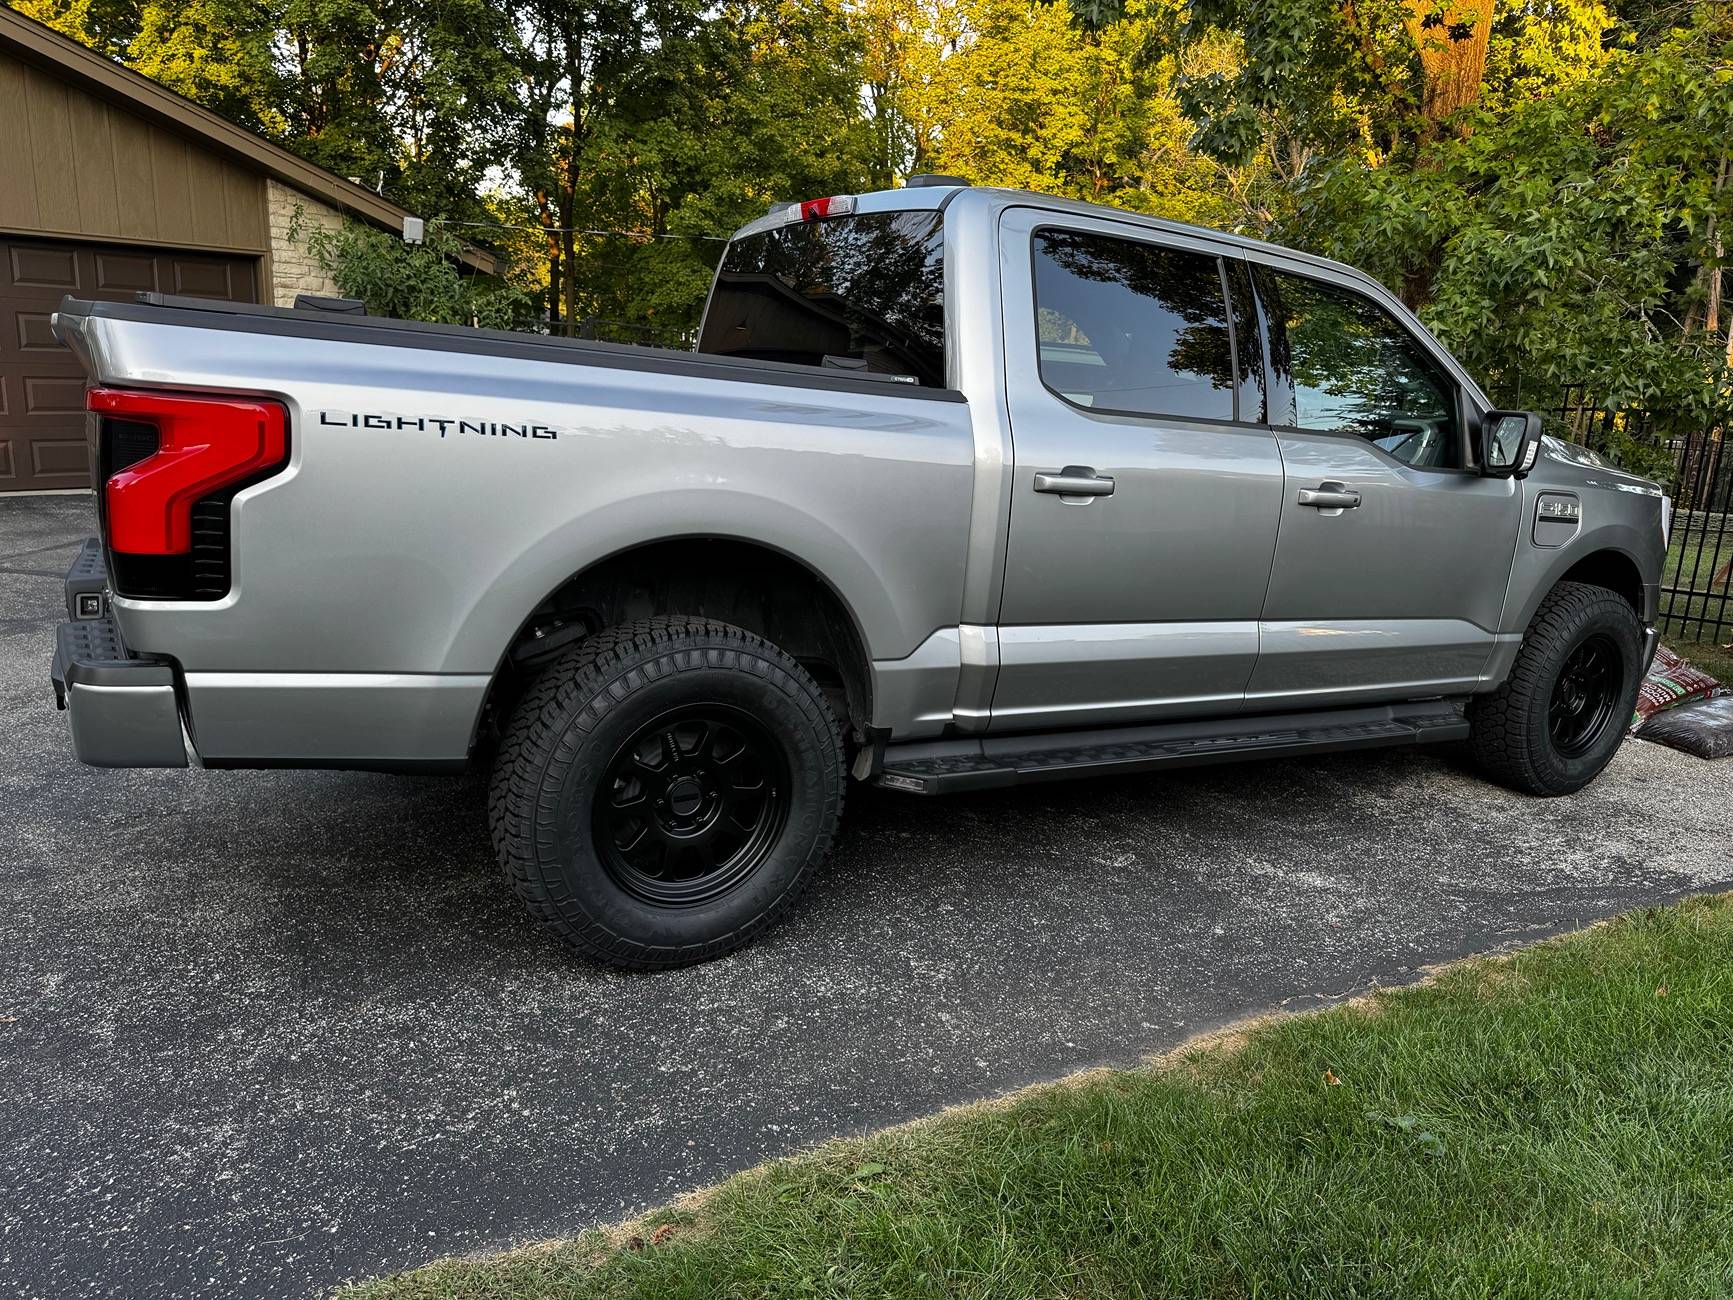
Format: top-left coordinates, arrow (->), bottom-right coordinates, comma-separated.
697,211 -> 945,388
1264,270 -> 1459,468
1033,230 -> 1239,422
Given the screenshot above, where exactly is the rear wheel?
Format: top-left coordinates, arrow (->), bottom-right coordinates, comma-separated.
488,617 -> 845,969
1468,581 -> 1643,796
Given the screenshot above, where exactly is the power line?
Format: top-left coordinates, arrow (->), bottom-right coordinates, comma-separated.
432,218 -> 730,242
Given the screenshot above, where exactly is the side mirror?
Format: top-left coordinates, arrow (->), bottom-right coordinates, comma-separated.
1479,409 -> 1543,479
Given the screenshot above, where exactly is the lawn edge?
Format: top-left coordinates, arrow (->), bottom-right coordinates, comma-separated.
332,892 -> 1728,1296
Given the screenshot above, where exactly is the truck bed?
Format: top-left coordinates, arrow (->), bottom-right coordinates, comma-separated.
51,291 -> 979,766
56,294 -> 967,404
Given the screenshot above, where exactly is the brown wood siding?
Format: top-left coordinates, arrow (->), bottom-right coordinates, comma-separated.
0,49 -> 268,254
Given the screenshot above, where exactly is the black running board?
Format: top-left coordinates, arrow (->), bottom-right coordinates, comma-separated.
875,700 -> 1470,795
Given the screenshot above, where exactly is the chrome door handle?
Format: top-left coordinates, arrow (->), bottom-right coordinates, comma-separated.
1297,481 -> 1361,509
1034,467 -> 1115,497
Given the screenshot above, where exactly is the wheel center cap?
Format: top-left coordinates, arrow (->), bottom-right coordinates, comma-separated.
667,777 -> 704,818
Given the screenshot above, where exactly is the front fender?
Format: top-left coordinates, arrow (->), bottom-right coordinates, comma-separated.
1501,521 -> 1662,635
1498,440 -> 1665,636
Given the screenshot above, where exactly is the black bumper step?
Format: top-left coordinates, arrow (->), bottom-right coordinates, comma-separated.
50,616 -> 173,708
51,545 -> 176,710
64,536 -> 108,621
876,702 -> 1470,794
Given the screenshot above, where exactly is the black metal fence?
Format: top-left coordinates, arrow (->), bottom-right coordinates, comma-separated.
1551,391 -> 1731,647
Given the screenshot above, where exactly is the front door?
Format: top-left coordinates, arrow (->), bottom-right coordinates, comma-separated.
992,208 -> 1284,731
1243,262 -> 1523,708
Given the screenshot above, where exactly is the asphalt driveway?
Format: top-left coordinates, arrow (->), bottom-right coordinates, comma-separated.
4,493 -> 1731,1300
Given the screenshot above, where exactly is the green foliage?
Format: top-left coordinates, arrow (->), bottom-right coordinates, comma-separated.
1296,12 -> 1733,448
859,0 -> 1259,232
13,0 -> 1729,457
531,0 -> 877,342
298,218 -> 530,330
275,0 -> 518,223
125,0 -> 287,136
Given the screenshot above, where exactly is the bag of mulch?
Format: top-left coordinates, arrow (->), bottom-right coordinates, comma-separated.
1637,695 -> 1733,759
1632,644 -> 1724,725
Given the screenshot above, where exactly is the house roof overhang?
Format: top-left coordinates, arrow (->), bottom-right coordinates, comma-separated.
0,7 -> 496,274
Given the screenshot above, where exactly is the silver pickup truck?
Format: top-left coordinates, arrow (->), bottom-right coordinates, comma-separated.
49,180 -> 1669,968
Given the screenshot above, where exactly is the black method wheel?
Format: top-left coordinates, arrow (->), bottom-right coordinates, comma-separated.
1547,633 -> 1621,759
1469,581 -> 1643,796
489,617 -> 845,970
594,705 -> 790,906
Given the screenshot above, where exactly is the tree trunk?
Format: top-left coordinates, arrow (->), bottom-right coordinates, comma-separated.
1403,0 -> 1494,134
548,250 -> 562,330
1706,154 -> 1727,352
560,222 -> 577,338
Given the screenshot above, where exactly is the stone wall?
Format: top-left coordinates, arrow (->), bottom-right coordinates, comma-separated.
266,179 -> 342,307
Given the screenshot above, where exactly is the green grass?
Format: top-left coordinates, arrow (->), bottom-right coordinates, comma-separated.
1660,530 -> 1733,650
1670,638 -> 1733,685
340,896 -> 1733,1300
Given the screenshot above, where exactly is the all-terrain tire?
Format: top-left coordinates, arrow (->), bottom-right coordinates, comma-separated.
488,617 -> 846,969
1468,581 -> 1644,796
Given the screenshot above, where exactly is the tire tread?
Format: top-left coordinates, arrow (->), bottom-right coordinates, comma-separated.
487,616 -> 844,969
1468,581 -> 1640,796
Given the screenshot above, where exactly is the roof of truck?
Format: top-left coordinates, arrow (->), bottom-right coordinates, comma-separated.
726,180 -> 1491,414
729,181 -> 1382,298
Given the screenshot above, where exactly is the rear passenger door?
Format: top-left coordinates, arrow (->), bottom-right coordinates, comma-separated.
992,208 -> 1284,731
1244,262 -> 1523,708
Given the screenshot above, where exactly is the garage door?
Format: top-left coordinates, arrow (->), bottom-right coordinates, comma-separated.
0,237 -> 259,492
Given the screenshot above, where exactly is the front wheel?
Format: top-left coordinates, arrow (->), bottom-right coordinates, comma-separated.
1468,581 -> 1644,796
488,617 -> 845,969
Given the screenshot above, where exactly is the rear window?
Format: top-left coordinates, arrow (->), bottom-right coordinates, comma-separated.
697,211 -> 946,388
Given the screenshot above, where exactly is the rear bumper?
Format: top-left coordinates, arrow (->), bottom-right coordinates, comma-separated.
50,540 -> 187,768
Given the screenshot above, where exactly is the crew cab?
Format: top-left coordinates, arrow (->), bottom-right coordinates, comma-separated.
49,180 -> 1669,968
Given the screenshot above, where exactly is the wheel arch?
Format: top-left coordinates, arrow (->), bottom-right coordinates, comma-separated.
1557,547 -> 1647,619
471,533 -> 877,755
1506,531 -> 1657,636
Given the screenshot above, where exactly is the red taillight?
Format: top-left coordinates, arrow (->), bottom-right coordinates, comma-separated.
767,194 -> 858,228
88,388 -> 287,555
799,196 -> 845,220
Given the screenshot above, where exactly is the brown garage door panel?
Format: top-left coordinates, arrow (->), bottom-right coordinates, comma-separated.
93,250 -> 160,295
17,311 -> 60,351
0,235 -> 257,491
5,243 -> 83,291
24,372 -> 85,414
28,436 -> 89,481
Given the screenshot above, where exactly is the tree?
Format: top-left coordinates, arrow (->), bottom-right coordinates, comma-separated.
13,0 -> 517,224
1300,8 -> 1733,438
492,0 -> 701,335
275,0 -> 518,221
483,0 -> 873,338
853,0 -> 1256,231
124,0 -> 286,136
1176,0 -> 1517,170
9,0 -> 134,53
